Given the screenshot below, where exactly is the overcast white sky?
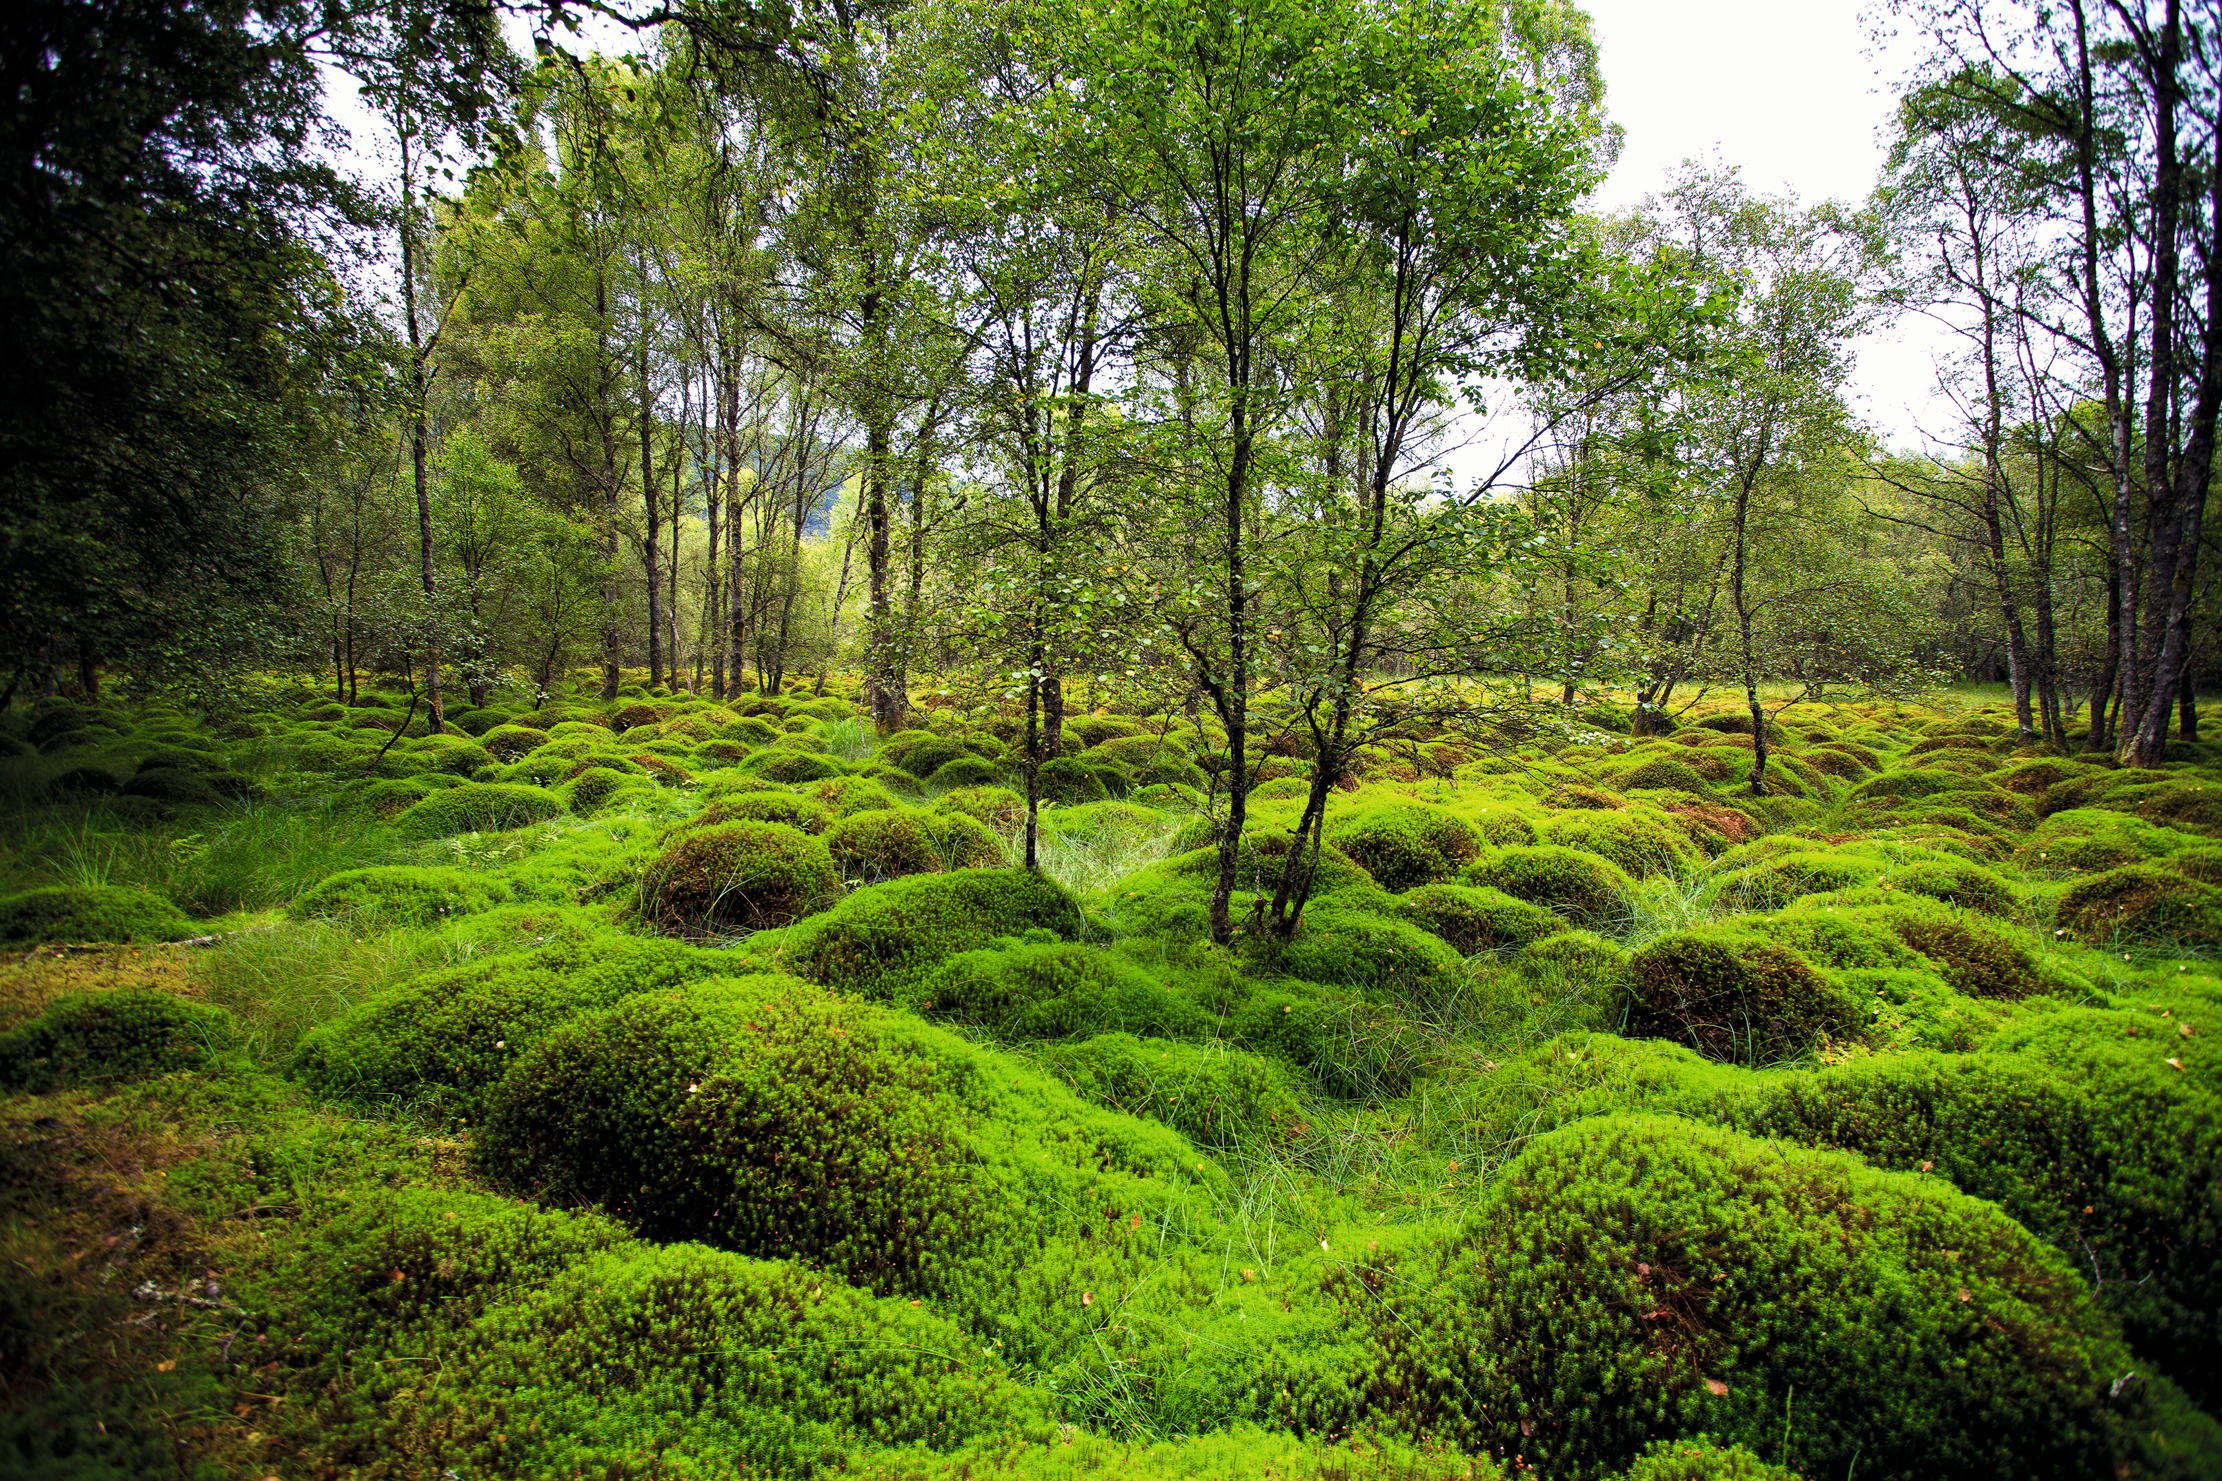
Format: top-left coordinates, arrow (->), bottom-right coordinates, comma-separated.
1577,0 -> 1955,451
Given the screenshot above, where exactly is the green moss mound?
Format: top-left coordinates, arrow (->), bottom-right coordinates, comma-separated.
1036,1033 -> 1304,1149
291,934 -> 737,1114
2056,865 -> 2222,949
565,767 -> 657,814
289,865 -> 513,928
1823,892 -> 2058,999
1396,882 -> 1564,953
2017,807 -> 2199,872
823,806 -> 947,882
925,808 -> 1007,868
476,978 -> 1206,1320
1611,1438 -> 1799,1481
391,781 -> 566,839
1716,1048 -> 2222,1402
1037,754 -> 1112,803
1627,926 -> 1861,1063
1352,1115 -> 2153,1480
1324,803 -> 1483,891
1157,834 -> 1375,901
1262,904 -> 1466,1010
120,765 -> 224,806
0,988 -> 233,1092
742,749 -> 844,784
1712,849 -> 1882,910
352,773 -> 459,819
916,941 -> 1209,1040
409,733 -> 496,775
696,790 -> 835,833
876,730 -> 972,780
0,883 -> 195,944
806,774 -> 907,818
1605,755 -> 1716,794
1879,857 -> 2018,917
926,755 -> 1002,789
774,869 -> 1084,1001
637,821 -> 843,935
387,1242 -> 1049,1478
1462,845 -> 1634,927
1540,807 -> 1704,878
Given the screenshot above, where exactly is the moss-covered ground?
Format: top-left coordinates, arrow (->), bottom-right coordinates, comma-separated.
3,683 -> 2219,1480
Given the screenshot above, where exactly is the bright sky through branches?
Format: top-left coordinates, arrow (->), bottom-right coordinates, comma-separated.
1580,0 -> 1952,452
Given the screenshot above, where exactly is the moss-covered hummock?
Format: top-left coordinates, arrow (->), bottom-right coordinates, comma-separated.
772,869 -> 1084,1001
391,781 -> 566,839
1335,1114 -> 2162,1480
1462,845 -> 1634,927
636,820 -> 842,935
0,988 -> 233,1091
1627,925 -> 1862,1063
0,883 -> 196,944
290,865 -> 514,928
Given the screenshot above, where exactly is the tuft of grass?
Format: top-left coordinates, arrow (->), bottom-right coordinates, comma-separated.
2,798 -> 411,918
1609,871 -> 1722,947
1023,807 -> 1185,900
812,716 -> 876,763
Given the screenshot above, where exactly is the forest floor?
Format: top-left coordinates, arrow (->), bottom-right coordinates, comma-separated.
2,681 -> 2219,1481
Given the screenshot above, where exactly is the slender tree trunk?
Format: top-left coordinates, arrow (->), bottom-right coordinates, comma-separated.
2119,1 -> 2184,759
669,428 -> 685,691
2123,63 -> 2221,765
862,413 -> 902,729
1731,464 -> 1768,795
638,280 -> 663,691
398,131 -> 444,735
819,482 -> 864,698
1023,643 -> 1043,871
597,260 -> 624,702
1209,398 -> 1254,946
